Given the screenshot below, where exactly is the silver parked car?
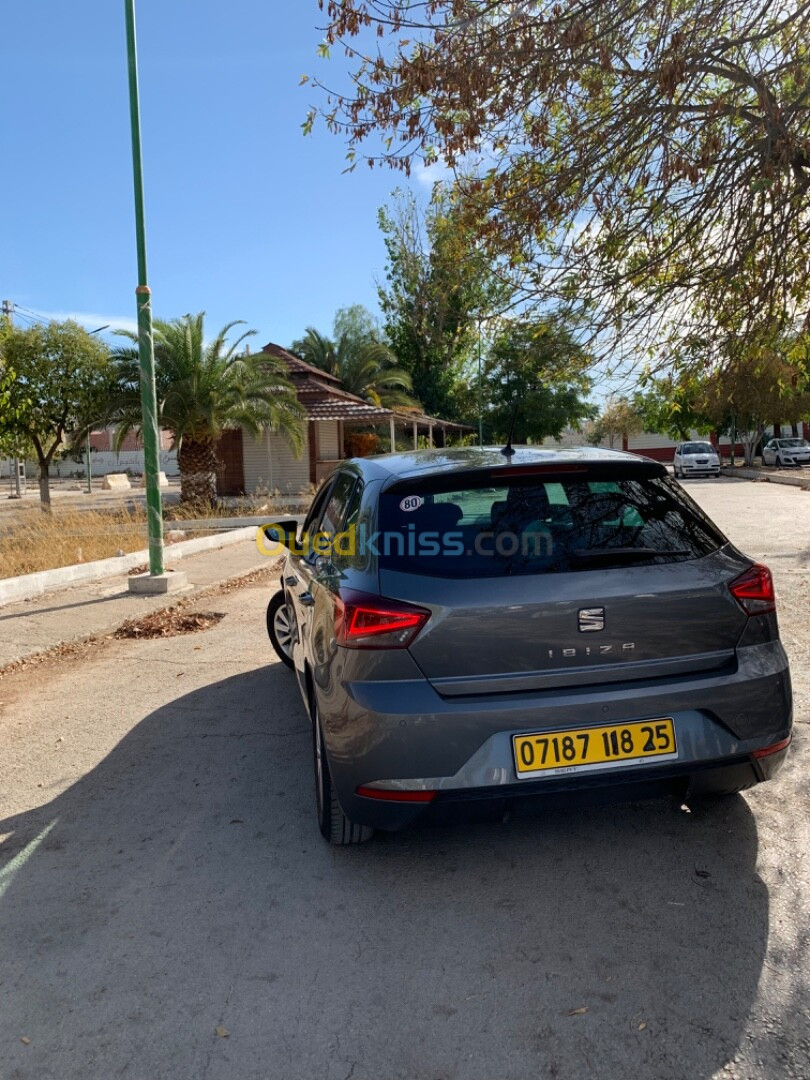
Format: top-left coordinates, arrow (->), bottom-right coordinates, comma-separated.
266,447 -> 792,844
673,441 -> 721,478
761,437 -> 810,467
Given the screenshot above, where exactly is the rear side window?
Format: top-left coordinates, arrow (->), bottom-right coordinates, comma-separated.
378,474 -> 726,578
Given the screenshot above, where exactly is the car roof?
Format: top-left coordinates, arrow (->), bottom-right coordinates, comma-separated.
347,445 -> 666,482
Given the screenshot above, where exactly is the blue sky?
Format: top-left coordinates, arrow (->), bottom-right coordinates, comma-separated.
2,1 -> 438,347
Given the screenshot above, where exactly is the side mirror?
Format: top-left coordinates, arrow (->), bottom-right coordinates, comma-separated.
262,518 -> 300,549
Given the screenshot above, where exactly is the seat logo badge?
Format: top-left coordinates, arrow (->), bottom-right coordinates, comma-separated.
578,607 -> 605,632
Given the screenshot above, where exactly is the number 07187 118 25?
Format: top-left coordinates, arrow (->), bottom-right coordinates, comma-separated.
512,718 -> 678,777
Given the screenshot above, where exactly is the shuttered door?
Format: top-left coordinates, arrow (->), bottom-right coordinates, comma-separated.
215,429 -> 245,496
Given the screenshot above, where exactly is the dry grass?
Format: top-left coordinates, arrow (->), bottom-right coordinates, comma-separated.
0,507 -> 152,578
167,492 -> 313,520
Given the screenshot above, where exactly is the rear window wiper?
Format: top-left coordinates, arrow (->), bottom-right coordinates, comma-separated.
572,547 -> 690,563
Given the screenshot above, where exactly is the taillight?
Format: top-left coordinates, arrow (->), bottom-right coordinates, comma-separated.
729,563 -> 776,616
752,735 -> 791,759
335,589 -> 430,649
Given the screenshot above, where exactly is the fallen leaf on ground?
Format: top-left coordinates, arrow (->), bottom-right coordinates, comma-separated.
20,1036 -> 31,1045
567,1007 -> 588,1016
115,610 -> 225,639
638,1022 -> 647,1031
215,1027 -> 229,1038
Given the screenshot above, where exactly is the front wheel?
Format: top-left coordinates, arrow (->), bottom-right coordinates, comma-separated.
266,591 -> 295,669
312,701 -> 373,846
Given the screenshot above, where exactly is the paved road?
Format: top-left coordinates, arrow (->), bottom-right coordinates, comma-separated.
0,477 -> 808,1080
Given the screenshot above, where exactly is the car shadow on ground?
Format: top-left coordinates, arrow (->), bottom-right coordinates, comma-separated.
0,662 -> 797,1080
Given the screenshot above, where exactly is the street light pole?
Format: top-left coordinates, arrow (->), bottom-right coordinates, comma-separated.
124,0 -> 164,577
85,324 -> 110,495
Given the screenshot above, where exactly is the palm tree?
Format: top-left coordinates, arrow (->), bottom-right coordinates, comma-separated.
110,313 -> 304,505
292,327 -> 418,410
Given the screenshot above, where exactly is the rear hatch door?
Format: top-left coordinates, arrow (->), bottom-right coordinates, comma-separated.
376,462 -> 749,696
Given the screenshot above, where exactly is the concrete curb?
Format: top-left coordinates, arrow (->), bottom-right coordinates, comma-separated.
0,526 -> 261,608
720,466 -> 810,490
164,514 -> 304,532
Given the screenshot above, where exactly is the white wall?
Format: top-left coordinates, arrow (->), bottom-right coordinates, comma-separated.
87,451 -> 178,476
3,451 -> 178,479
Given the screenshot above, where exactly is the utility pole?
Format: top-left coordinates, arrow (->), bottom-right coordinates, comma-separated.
84,325 -> 109,495
477,319 -> 483,447
124,1 -> 181,594
2,301 -> 23,500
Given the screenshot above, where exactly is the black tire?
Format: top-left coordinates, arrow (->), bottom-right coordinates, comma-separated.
266,591 -> 295,669
312,700 -> 373,845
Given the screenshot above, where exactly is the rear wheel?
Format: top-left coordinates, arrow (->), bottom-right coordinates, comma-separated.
312,700 -> 373,845
266,591 -> 295,669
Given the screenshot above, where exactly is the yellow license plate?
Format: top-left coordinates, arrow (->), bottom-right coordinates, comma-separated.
513,718 -> 677,778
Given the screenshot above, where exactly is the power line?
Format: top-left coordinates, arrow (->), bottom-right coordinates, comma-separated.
12,304 -> 50,324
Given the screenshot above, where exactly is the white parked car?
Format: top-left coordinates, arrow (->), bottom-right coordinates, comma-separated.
673,441 -> 721,479
762,437 -> 810,467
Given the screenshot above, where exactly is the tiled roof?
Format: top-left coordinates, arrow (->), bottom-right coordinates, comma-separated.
262,342 -> 392,423
260,341 -> 472,429
297,377 -> 393,423
261,342 -> 342,384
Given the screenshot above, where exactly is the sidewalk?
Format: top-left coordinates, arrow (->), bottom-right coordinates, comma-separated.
721,464 -> 810,490
0,536 -> 279,670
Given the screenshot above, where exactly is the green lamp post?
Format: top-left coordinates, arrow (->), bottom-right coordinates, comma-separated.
124,0 -> 165,579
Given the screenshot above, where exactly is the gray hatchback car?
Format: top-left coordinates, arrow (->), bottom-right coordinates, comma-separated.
266,447 -> 792,844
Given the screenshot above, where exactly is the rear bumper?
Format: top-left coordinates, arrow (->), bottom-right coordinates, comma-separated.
320,640 -> 792,831
354,745 -> 790,831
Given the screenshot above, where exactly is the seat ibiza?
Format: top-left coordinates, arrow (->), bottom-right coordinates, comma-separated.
266,447 -> 792,844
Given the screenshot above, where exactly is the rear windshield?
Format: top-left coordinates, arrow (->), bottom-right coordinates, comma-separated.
377,474 -> 726,578
681,442 -> 715,455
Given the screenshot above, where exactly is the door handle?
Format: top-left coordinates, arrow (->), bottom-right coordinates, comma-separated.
284,575 -> 298,586
299,591 -> 315,607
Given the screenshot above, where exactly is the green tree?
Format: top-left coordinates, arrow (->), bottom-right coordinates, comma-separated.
290,316 -> 416,409
588,399 -> 644,450
484,319 -> 594,443
314,1 -> 810,360
378,189 -> 506,419
110,313 -> 304,506
696,350 -> 810,465
0,321 -> 113,509
633,374 -> 713,442
332,304 -> 380,348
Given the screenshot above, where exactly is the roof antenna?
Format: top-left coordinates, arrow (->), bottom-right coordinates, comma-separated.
500,401 -> 519,457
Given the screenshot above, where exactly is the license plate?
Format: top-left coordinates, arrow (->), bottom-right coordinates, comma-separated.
512,719 -> 677,779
